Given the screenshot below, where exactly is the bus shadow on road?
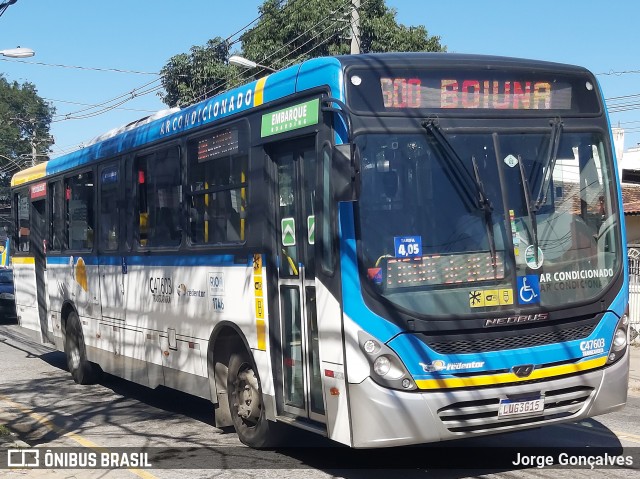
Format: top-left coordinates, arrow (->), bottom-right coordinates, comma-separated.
2,347 -> 631,476
266,421 -> 631,477
37,350 -> 217,425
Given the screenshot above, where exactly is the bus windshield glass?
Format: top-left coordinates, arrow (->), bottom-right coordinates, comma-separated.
356,130 -> 620,316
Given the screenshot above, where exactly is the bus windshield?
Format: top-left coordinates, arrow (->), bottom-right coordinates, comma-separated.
356,129 -> 620,316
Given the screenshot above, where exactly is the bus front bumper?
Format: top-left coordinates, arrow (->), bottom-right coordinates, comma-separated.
347,353 -> 629,448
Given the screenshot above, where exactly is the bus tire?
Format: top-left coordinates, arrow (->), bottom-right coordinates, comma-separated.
227,351 -> 278,448
64,312 -> 101,385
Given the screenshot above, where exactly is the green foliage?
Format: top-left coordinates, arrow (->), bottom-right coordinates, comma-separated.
160,0 -> 445,107
0,75 -> 55,185
160,37 -> 240,107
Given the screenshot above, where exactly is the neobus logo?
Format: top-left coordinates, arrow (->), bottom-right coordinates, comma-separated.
484,313 -> 549,328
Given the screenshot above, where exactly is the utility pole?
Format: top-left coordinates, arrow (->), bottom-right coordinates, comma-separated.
10,117 -> 51,167
350,0 -> 360,54
30,136 -> 37,167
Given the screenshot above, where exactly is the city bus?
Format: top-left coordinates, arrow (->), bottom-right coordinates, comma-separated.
10,53 -> 630,448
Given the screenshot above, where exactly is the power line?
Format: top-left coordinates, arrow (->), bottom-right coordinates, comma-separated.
53,85 -> 164,122
51,77 -> 163,122
606,93 -> 640,101
42,6 -> 286,155
0,57 -> 160,75
44,96 -> 157,114
199,0 -> 356,101
597,69 -> 640,77
190,0 -> 312,103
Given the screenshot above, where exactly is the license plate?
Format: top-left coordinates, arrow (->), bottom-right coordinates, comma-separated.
498,397 -> 544,418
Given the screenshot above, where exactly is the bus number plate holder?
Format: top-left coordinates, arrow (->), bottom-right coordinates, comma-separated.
498,397 -> 544,419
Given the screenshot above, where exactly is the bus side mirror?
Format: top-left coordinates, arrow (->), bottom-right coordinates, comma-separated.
333,143 -> 360,202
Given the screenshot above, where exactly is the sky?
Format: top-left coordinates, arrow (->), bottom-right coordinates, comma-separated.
0,0 -> 638,161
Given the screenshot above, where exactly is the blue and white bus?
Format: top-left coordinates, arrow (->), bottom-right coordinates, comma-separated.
11,53 -> 629,448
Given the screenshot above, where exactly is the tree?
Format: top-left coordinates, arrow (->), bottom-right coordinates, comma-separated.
160,37 -> 239,108
0,75 -> 55,185
160,0 -> 445,107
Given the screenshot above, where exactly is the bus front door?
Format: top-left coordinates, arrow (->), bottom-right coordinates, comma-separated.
272,138 -> 325,423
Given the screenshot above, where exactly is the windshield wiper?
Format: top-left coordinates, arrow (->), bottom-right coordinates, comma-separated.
472,155 -> 497,270
421,119 -> 487,210
422,119 -> 497,269
534,117 -> 563,211
517,153 -> 540,267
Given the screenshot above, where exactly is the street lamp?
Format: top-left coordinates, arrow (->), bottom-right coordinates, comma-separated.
228,55 -> 275,72
0,47 -> 35,58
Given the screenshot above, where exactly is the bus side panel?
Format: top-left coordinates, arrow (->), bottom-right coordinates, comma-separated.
46,256 -> 102,320
316,280 -> 352,445
111,257 -> 262,399
46,261 -> 64,317
12,260 -> 40,336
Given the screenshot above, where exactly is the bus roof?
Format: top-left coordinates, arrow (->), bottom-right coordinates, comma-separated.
337,52 -> 590,74
11,52 -> 593,187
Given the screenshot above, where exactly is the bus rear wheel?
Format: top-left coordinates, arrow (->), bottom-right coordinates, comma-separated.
64,312 -> 101,385
227,352 -> 278,448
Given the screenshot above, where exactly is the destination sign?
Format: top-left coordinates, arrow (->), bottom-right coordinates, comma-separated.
197,128 -> 239,162
347,67 -> 600,115
380,77 -> 572,111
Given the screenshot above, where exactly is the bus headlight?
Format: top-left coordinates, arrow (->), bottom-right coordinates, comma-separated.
373,356 -> 391,376
358,331 -> 416,390
613,329 -> 627,351
606,308 -> 630,365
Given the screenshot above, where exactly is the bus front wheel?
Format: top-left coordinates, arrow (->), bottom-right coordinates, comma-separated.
227,352 -> 277,448
64,312 -> 101,385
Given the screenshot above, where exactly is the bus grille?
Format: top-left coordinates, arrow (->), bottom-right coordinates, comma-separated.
437,386 -> 594,434
424,323 -> 595,355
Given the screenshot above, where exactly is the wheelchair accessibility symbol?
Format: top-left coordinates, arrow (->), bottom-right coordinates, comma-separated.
517,275 -> 540,305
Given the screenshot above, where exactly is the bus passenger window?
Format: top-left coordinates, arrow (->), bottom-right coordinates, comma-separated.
15,192 -> 30,253
135,147 -> 182,248
186,124 -> 248,245
99,165 -> 120,251
49,181 -> 66,251
65,172 -> 95,251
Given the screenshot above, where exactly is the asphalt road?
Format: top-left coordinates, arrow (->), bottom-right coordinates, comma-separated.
0,323 -> 639,479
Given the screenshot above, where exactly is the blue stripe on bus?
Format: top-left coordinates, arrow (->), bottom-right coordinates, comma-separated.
339,202 -> 403,343
296,58 -> 348,145
262,67 -> 298,104
296,58 -> 343,100
602,81 -> 630,299
46,255 -> 251,267
388,311 -> 618,381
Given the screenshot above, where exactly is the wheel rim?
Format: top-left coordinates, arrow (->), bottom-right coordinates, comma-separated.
233,363 -> 262,426
69,343 -> 80,370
